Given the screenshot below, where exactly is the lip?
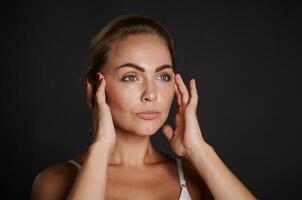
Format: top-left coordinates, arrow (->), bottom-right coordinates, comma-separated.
135,111 -> 160,120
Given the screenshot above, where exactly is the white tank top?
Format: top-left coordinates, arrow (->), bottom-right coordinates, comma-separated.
68,158 -> 192,200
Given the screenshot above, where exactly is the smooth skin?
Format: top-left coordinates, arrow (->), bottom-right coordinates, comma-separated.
31,34 -> 257,200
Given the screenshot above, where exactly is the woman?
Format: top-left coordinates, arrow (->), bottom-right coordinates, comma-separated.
31,15 -> 257,200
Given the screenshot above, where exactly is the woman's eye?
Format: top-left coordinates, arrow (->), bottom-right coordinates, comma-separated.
160,74 -> 171,81
122,74 -> 138,81
122,74 -> 171,82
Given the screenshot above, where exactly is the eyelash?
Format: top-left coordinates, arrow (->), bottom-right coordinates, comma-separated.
122,74 -> 171,82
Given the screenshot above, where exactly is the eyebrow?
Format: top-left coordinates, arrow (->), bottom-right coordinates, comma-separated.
115,63 -> 173,72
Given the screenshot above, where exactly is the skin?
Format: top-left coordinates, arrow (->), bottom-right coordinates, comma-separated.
31,33 -> 257,200
96,33 -> 176,167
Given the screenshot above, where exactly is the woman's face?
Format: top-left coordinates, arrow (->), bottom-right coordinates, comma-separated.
101,33 -> 175,136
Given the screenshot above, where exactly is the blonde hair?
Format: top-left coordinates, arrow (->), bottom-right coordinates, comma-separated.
82,14 -> 177,88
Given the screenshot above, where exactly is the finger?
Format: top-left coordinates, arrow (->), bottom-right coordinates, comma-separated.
162,124 -> 174,142
95,73 -> 106,107
86,78 -> 94,112
175,74 -> 189,105
188,78 -> 198,108
174,75 -> 182,107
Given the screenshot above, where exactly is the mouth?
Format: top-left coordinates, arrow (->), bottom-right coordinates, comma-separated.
135,111 -> 160,120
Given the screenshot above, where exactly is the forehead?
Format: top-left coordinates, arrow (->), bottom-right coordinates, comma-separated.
104,34 -> 172,71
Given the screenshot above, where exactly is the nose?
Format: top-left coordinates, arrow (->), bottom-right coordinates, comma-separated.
141,80 -> 158,102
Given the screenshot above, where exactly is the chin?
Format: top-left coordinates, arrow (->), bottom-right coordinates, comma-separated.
129,121 -> 162,136
136,115 -> 167,134
115,119 -> 163,136
113,112 -> 169,136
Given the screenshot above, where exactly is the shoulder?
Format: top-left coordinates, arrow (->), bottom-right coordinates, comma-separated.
31,161 -> 79,200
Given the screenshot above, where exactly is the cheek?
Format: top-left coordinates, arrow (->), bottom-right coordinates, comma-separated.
159,83 -> 174,106
105,83 -> 139,112
106,81 -> 174,112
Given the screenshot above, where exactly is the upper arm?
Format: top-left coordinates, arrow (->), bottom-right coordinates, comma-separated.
31,164 -> 78,200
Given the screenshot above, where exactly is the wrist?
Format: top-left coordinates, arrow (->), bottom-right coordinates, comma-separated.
186,141 -> 214,162
89,140 -> 113,161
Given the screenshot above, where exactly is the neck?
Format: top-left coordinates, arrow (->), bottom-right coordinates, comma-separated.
107,127 -> 160,168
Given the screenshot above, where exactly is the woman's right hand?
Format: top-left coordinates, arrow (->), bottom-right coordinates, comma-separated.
86,72 -> 116,154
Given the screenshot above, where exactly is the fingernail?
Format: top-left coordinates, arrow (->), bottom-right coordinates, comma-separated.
96,73 -> 100,80
97,78 -> 103,87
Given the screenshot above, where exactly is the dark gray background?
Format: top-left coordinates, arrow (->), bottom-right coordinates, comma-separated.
1,1 -> 300,199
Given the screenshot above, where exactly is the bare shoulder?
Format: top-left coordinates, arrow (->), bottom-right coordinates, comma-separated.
182,158 -> 215,200
31,161 -> 80,200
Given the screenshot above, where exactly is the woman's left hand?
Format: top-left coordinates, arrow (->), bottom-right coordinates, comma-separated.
162,73 -> 207,158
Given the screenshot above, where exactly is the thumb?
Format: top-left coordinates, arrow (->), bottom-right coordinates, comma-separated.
162,124 -> 174,142
95,73 -> 107,106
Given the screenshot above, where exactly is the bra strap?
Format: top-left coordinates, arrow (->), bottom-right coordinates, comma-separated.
176,158 -> 187,188
68,159 -> 81,170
